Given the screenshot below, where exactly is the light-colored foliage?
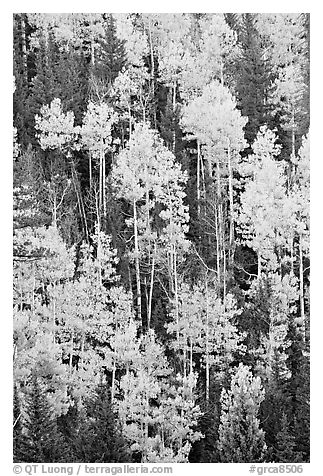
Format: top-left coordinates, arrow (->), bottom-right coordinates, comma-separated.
218,363 -> 267,462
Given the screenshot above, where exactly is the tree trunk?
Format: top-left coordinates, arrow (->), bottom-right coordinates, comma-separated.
197,140 -> 201,218
216,155 -> 222,289
299,234 -> 305,341
128,104 -> 132,142
173,244 -> 180,346
111,358 -> 116,402
71,162 -> 89,240
290,236 -> 294,275
99,146 -> 103,213
223,233 -> 226,301
147,243 -> 156,329
148,21 -> 156,128
190,337 -> 193,375
69,330 -> 74,374
205,277 -> 210,402
80,331 -> 85,368
258,252 -> 261,280
52,282 -> 56,344
103,150 -> 106,219
32,263 -> 35,319
52,195 -> 57,228
91,41 -> 95,66
133,199 -> 142,324
201,149 -> 206,198
215,204 -> 220,288
96,214 -> 102,287
183,332 -> 187,379
291,108 -> 296,159
172,82 -> 176,153
227,140 -> 234,260
89,153 -> 92,189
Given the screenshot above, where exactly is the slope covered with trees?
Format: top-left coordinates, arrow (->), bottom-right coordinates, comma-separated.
13,13 -> 310,463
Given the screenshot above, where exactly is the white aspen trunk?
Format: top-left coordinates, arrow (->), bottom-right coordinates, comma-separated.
52,195 -> 57,228
147,243 -> 156,329
97,214 -> 102,287
71,159 -> 89,240
32,263 -> 35,319
205,277 -> 210,402
133,199 -> 142,323
223,236 -> 226,302
89,153 -> 92,189
80,331 -> 85,368
91,41 -> 95,66
111,358 -> 116,403
258,252 -> 262,280
216,155 -> 222,289
128,104 -> 132,142
103,150 -> 106,218
291,108 -> 296,159
197,140 -> 201,218
172,82 -> 176,153
99,146 -> 103,213
174,244 -> 180,346
299,234 -> 305,341
52,282 -> 56,344
200,149 -> 206,198
69,330 -> 74,374
183,331 -> 187,379
290,236 -> 294,275
215,204 -> 220,287
142,98 -> 146,123
227,140 -> 234,258
148,21 -> 156,128
144,277 -> 149,320
72,168 -> 84,230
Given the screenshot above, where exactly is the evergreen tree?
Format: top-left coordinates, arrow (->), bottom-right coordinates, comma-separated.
233,14 -> 273,147
12,13 -> 310,465
13,14 -> 33,147
19,376 -> 70,462
55,50 -> 89,125
27,31 -> 60,147
13,385 -> 24,463
92,14 -> 127,86
275,413 -> 302,463
218,363 -> 267,462
290,354 -> 310,462
75,384 -> 130,463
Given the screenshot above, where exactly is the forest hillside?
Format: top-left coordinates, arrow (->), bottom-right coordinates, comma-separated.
13,13 -> 310,464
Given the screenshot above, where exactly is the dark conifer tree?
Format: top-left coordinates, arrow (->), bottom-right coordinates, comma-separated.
189,398 -> 220,463
74,384 -> 130,463
13,14 -> 33,147
291,354 -> 310,461
260,350 -> 292,458
275,413 -> 302,462
92,14 -> 127,86
13,385 -> 24,463
19,376 -> 70,463
55,51 -> 89,125
232,14 -> 274,148
26,32 -> 60,147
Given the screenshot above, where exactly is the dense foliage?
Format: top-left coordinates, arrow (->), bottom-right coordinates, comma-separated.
13,13 -> 310,463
